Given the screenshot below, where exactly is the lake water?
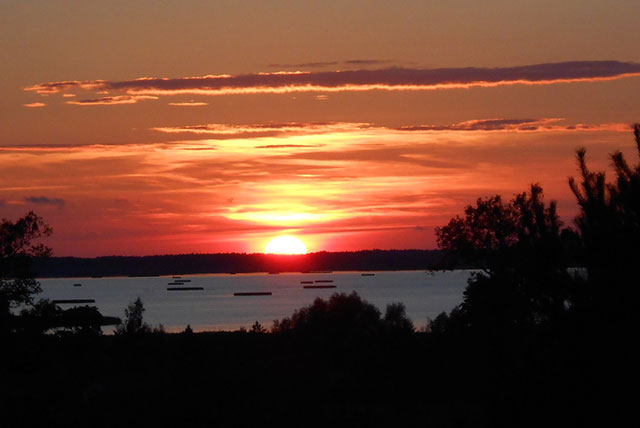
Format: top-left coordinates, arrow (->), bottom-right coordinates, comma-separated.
38,270 -> 472,332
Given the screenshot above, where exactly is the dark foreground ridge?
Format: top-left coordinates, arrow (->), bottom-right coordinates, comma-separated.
3,328 -> 613,428
33,249 -> 445,278
4,291 -> 628,428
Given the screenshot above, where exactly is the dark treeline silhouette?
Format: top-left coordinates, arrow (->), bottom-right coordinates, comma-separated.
32,249 -> 445,277
431,125 -> 640,337
2,125 -> 639,426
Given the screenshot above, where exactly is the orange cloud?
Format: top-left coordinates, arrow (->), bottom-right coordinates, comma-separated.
24,102 -> 46,108
152,119 -> 631,140
168,101 -> 209,106
25,79 -> 107,94
151,122 -> 371,137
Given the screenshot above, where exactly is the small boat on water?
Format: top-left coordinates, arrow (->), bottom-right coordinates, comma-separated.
234,292 -> 272,296
73,283 -> 83,287
53,299 -> 96,304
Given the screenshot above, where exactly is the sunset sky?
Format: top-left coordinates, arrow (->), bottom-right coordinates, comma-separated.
2,1 -> 639,256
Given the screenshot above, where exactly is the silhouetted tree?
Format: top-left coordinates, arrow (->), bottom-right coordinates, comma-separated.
57,305 -> 105,336
0,211 -> 52,333
434,184 -> 576,333
114,297 -> 150,335
568,123 -> 640,325
433,123 -> 640,336
383,302 -> 414,334
250,321 -> 266,333
272,292 -> 385,337
17,300 -> 117,335
17,298 -> 61,334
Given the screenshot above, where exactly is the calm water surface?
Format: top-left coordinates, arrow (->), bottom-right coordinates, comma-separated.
38,270 -> 472,332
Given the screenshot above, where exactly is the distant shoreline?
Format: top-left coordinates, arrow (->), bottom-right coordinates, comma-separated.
33,249 -> 448,278
35,268 -> 462,280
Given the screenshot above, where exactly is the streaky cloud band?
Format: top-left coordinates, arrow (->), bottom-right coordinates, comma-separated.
151,119 -> 630,139
25,61 -> 640,98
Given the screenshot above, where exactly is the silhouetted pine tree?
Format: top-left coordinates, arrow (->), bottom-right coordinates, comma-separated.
114,297 -> 150,335
568,123 -> 640,325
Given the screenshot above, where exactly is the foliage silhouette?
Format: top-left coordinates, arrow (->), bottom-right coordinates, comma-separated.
383,302 -> 414,334
272,291 -> 413,337
17,300 -> 119,335
250,320 -> 266,333
16,299 -> 60,334
0,211 -> 52,333
114,297 -> 150,335
434,184 -> 577,334
568,123 -> 640,326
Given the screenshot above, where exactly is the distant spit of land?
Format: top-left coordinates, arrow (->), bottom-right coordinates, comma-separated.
33,250 -> 446,278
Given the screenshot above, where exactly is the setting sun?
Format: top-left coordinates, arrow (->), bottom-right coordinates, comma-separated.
264,236 -> 308,254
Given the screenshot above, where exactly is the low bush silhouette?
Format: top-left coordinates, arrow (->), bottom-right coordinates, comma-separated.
272,291 -> 413,337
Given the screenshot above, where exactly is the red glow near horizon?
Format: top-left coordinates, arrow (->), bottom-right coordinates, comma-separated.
2,121 -> 636,257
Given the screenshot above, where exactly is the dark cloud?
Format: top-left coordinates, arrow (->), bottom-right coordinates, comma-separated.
67,95 -> 157,105
397,118 -> 552,132
396,118 -> 628,132
268,59 -> 394,68
24,196 -> 65,209
26,61 -> 640,97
